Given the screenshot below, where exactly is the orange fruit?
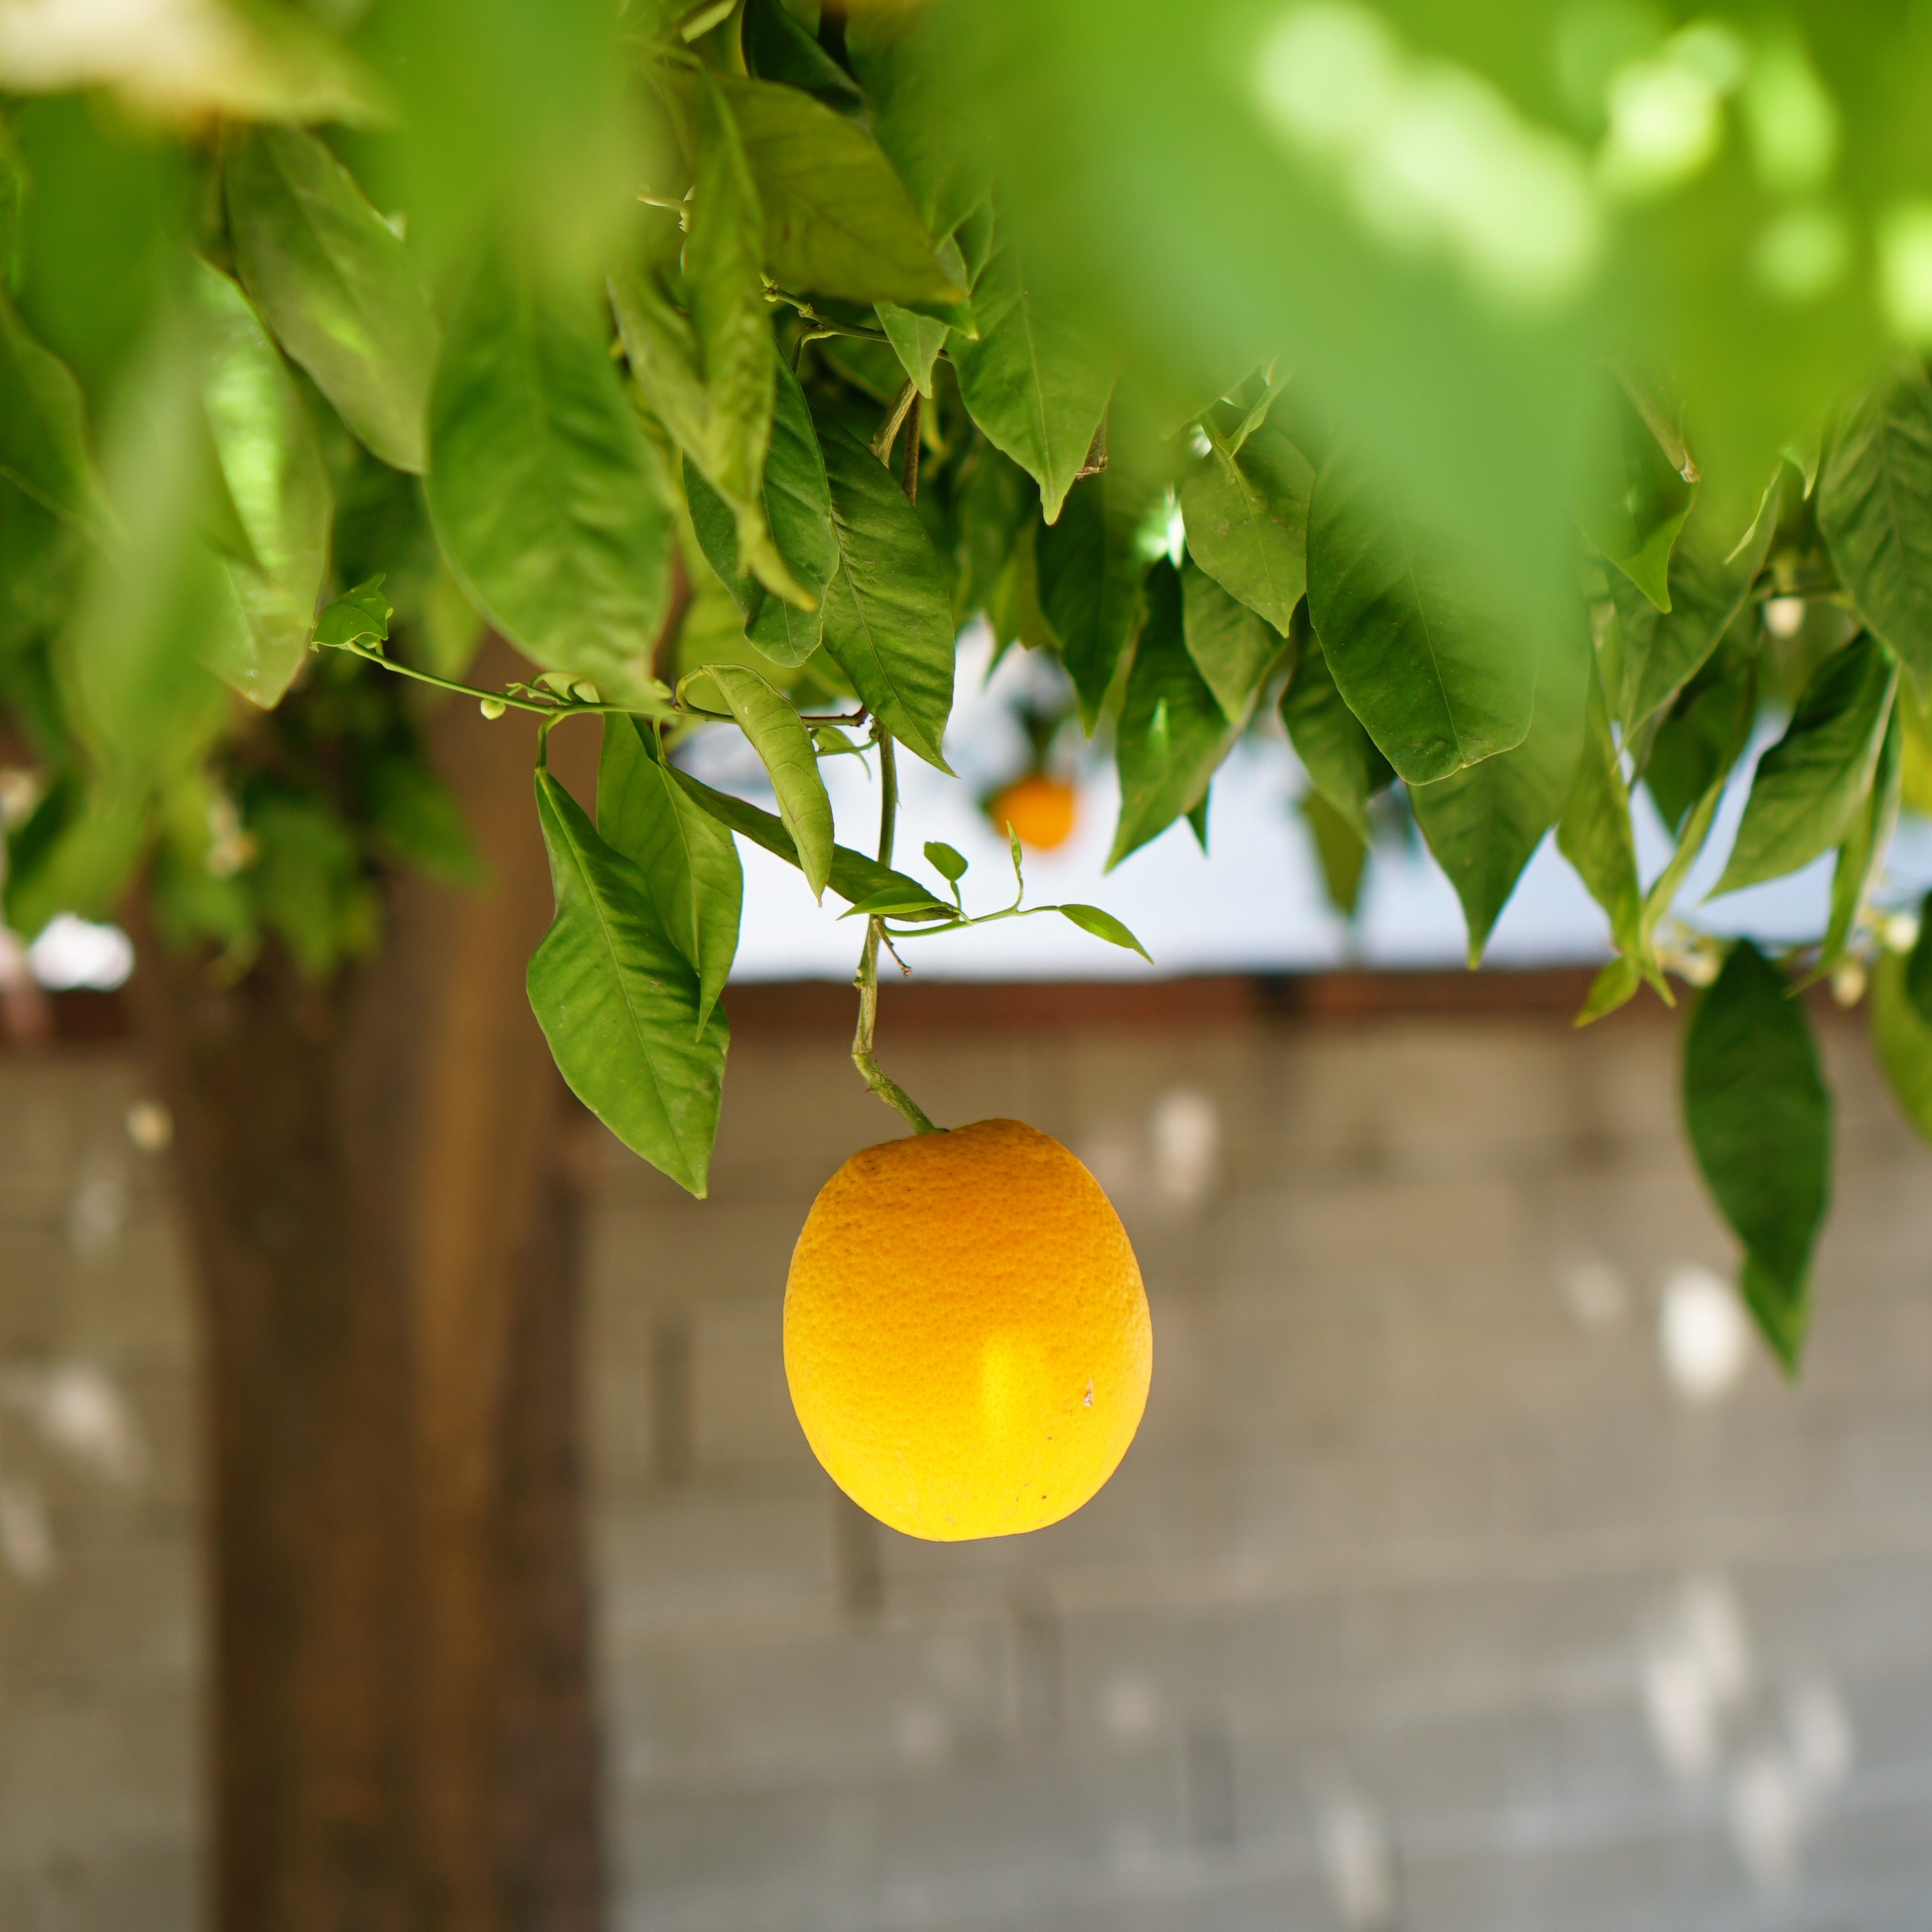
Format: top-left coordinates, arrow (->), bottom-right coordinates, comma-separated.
783,1119 -> 1151,1539
991,774 -> 1078,851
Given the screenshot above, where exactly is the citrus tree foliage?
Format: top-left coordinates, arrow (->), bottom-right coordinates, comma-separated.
8,0 -> 1932,1367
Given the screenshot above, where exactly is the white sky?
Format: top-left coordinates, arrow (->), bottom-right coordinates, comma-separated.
709,628 -> 1926,985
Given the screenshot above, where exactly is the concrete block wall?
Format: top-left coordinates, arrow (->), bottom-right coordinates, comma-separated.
585,1001 -> 1932,1932
6,989 -> 1932,1930
0,1053 -> 199,1932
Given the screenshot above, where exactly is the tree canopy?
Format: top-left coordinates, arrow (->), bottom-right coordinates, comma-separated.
6,0 -> 1932,1370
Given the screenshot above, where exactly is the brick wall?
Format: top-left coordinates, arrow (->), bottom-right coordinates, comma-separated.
6,983 -> 1932,1930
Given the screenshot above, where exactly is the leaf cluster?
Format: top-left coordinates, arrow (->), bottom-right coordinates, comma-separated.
7,2 -> 1932,1367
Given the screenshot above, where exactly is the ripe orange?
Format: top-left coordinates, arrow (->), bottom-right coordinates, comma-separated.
991,774 -> 1078,851
783,1119 -> 1151,1540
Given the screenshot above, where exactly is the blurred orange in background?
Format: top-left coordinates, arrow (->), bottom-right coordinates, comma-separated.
989,773 -> 1078,851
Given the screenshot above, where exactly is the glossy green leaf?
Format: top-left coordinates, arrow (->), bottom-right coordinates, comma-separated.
685,76 -> 786,583
742,0 -> 864,111
1817,368 -> 1932,700
528,771 -> 726,1198
955,438 -> 1034,629
664,758 -> 940,911
845,7 -> 989,240
1872,943 -> 1932,1145
701,662 -> 833,900
875,301 -> 949,399
1054,902 -> 1152,962
1279,617 -> 1392,845
224,128 -> 439,475
1411,624 -> 1589,966
682,356 -> 837,664
1556,658 -> 1655,1021
1576,380 -> 1695,614
1611,512 -> 1770,736
1108,560 -> 1235,867
813,405 -> 956,771
1178,422 -> 1312,636
0,290 -> 103,529
1035,468 -> 1157,730
1682,939 -> 1832,1373
1813,705 -> 1901,984
1712,635 -> 1897,898
1639,656 -> 1758,939
841,883 -> 957,919
1306,461 -> 1536,786
598,715 -> 741,1035
948,209 -> 1112,524
65,330 -> 240,800
191,260 -> 331,709
1180,556 -> 1283,726
924,839 -> 968,882
314,576 -> 392,648
427,249 -> 672,711
713,74 -> 961,306
1301,790 -> 1368,921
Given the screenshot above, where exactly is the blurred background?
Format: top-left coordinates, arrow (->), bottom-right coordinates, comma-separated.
6,652 -> 1932,1930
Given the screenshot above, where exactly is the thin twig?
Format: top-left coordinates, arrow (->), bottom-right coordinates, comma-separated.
900,393 -> 923,503
850,731 -> 939,1132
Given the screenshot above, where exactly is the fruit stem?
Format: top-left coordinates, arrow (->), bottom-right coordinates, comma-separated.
852,732 -> 941,1134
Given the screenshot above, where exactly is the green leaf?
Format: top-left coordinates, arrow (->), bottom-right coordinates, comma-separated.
65,329 -> 240,803
712,74 -> 962,306
841,884 -> 956,919
948,208 -> 1112,524
1556,658 -> 1655,1018
664,758 -> 939,911
680,355 -> 836,665
598,716 -> 741,1035
845,7 -> 989,240
701,662 -> 833,900
314,576 -> 393,648
1639,654 -> 1759,941
1712,634 -> 1898,898
1681,939 -> 1832,1373
1306,461 -> 1537,786
955,437 -> 1034,627
1412,623 -> 1590,966
1812,705 -> 1901,984
1108,560 -> 1235,868
0,289 -> 103,529
1872,943 -> 1932,1145
813,405 -> 956,771
1301,790 -> 1368,920
1178,422 -> 1313,636
528,770 -> 726,1197
1180,556 -> 1284,726
224,127 -> 439,475
1817,368 -> 1932,700
1054,902 -> 1153,963
624,76 -> 804,610
1643,638 -> 1755,834
1034,468 -> 1157,731
875,301 -> 949,399
1612,516 -> 1769,736
1905,889 -> 1932,1029
427,248 -> 673,711
1280,619 -> 1392,845
924,839 -> 968,882
683,76 -> 787,589
191,259 -> 332,708
1576,380 -> 1696,614
742,0 -> 864,111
